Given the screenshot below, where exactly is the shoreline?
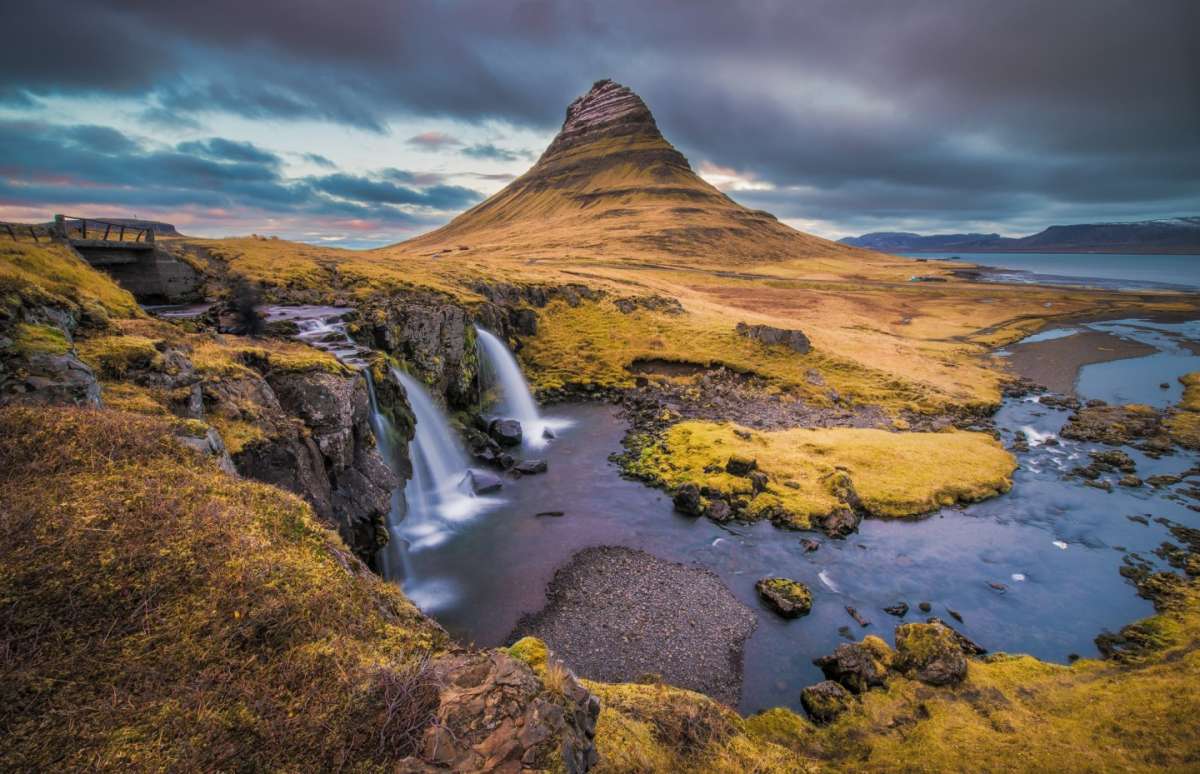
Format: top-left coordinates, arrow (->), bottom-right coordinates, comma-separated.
1004,330 -> 1158,395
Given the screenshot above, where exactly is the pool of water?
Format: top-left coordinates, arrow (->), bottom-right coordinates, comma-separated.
391,327 -> 1200,715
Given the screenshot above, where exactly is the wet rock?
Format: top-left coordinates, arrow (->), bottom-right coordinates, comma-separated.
800,680 -> 851,724
489,418 -> 523,447
946,608 -> 964,623
925,617 -> 987,655
672,483 -> 703,516
755,577 -> 812,618
535,510 -> 565,518
466,469 -> 503,495
800,538 -> 821,553
1119,474 -> 1143,488
988,582 -> 1008,593
845,606 -> 871,627
705,499 -> 733,523
1127,514 -> 1150,526
542,426 -> 556,440
725,454 -> 757,476
1090,449 -> 1137,473
1061,404 -> 1163,446
883,602 -> 909,617
498,452 -> 516,470
1086,479 -> 1114,492
818,507 -> 861,538
1147,474 -> 1182,488
918,602 -> 932,613
514,458 -> 548,475
735,321 -> 811,353
1161,382 -> 1171,389
813,636 -> 894,694
894,621 -> 969,686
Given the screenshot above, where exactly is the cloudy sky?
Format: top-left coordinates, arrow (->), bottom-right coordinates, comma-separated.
1,0 -> 1196,247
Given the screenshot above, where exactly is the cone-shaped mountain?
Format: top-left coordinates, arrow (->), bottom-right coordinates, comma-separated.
386,79 -> 869,266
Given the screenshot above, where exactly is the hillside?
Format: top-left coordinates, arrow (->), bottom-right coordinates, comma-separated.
842,217 -> 1200,254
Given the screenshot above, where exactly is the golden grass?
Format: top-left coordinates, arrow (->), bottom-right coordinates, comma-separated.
10,322 -> 70,356
630,420 -> 1015,527
0,241 -> 139,318
1168,371 -> 1200,449
0,406 -> 445,771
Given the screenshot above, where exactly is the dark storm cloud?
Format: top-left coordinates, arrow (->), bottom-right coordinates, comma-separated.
0,120 -> 482,225
302,153 -> 337,168
2,0 -> 1197,233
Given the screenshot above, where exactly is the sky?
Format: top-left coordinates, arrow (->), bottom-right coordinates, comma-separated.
0,0 -> 1197,248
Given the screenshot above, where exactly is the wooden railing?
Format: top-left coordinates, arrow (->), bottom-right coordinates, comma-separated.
54,214 -> 155,243
0,222 -> 46,243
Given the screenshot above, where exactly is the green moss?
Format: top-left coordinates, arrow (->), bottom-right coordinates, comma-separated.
76,334 -> 162,378
11,322 -> 70,356
507,636 -> 550,673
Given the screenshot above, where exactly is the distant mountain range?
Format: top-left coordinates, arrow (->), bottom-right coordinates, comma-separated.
841,217 -> 1200,254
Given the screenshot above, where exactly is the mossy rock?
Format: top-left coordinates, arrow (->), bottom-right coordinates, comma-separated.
894,622 -> 968,685
800,680 -> 852,724
755,577 -> 812,618
726,453 -> 758,476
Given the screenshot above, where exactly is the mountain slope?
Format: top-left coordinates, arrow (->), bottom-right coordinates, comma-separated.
384,80 -> 869,266
842,217 -> 1200,254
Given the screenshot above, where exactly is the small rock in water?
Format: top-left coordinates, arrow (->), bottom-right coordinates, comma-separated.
535,510 -> 565,518
466,469 -> 503,495
837,626 -> 854,641
800,538 -> 821,552
756,577 -> 813,618
1119,474 -> 1143,488
845,606 -> 871,627
514,458 -> 548,475
947,608 -> 964,623
542,426 -> 556,439
988,582 -> 1008,593
1127,514 -> 1150,526
1161,382 -> 1171,389
918,601 -> 932,613
672,483 -> 703,516
883,602 -> 909,617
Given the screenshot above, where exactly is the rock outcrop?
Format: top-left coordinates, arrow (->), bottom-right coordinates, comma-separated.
735,322 -> 811,354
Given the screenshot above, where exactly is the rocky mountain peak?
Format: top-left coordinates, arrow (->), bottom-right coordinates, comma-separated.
538,79 -> 666,161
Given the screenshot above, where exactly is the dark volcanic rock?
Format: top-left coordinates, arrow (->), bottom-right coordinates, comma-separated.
800,681 -> 851,724
883,602 -> 910,618
466,469 -> 503,495
489,418 -> 523,447
725,454 -> 757,476
510,546 -> 756,705
513,458 -> 548,475
755,577 -> 813,618
672,483 -> 703,516
735,322 -> 811,353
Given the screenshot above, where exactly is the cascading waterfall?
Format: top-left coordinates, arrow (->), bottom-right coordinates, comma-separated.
475,326 -> 565,447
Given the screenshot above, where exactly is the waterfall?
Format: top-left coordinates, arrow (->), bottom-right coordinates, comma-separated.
475,326 -> 565,448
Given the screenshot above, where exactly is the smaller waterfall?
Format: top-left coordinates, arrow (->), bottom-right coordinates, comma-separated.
390,368 -> 501,546
475,327 -> 567,447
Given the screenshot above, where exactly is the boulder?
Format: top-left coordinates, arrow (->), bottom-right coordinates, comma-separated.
466,469 -> 504,495
813,636 -> 894,694
748,470 -> 769,493
755,577 -> 812,618
672,483 -> 704,516
735,322 -> 811,354
883,602 -> 909,617
705,499 -> 733,523
489,418 -> 523,447
514,459 -> 548,475
894,621 -> 969,686
725,454 -> 757,476
800,680 -> 852,724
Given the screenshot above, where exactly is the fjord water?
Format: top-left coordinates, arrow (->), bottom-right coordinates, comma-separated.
394,321 -> 1200,715
904,252 -> 1200,291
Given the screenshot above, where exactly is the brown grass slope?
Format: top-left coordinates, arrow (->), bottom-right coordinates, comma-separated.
383,79 -> 873,267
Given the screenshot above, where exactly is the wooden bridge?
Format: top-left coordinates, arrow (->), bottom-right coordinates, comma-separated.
52,214 -> 156,264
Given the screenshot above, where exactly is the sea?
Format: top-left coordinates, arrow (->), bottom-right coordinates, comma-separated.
900,252 -> 1200,292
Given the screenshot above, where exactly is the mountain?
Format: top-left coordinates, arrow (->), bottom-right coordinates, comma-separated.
841,217 -> 1200,254
385,80 -> 868,265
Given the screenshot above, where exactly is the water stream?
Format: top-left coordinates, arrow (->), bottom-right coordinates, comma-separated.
388,317 -> 1200,715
